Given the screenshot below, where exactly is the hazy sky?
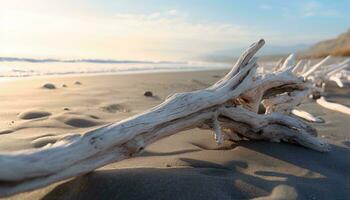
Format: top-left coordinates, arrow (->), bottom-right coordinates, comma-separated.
1,0 -> 349,61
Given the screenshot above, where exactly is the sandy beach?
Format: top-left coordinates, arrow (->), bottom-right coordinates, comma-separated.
0,70 -> 349,200
2,0 -> 350,199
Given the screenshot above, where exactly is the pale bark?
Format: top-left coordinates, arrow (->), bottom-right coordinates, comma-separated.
291,109 -> 324,123
302,56 -> 331,78
329,75 -> 344,88
325,59 -> 350,78
280,54 -> 295,71
292,60 -> 304,74
316,97 -> 350,115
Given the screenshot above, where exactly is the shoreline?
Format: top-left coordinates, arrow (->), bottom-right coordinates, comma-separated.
0,66 -> 230,83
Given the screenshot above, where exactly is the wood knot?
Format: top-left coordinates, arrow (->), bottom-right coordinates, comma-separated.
125,136 -> 145,155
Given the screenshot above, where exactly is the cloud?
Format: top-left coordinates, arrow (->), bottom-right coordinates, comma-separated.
148,9 -> 186,19
260,4 -> 272,10
0,3 -> 254,60
2,0 -> 341,61
303,1 -> 321,10
302,1 -> 321,17
301,1 -> 341,18
108,10 -> 255,58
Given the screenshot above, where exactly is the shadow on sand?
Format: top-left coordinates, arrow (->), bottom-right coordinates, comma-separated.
41,141 -> 350,200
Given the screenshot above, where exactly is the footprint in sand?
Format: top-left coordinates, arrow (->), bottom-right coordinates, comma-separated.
18,110 -> 52,120
100,103 -> 130,113
31,134 -> 80,148
31,135 -> 61,148
54,113 -> 103,128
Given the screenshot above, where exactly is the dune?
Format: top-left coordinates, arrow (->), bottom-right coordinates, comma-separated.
0,71 -> 349,199
301,29 -> 350,58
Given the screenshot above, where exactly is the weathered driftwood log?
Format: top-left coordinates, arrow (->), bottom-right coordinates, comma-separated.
278,54 -> 350,118
301,57 -> 350,88
0,39 -> 329,197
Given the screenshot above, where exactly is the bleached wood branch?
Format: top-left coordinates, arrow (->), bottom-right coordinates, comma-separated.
0,39 -> 330,197
280,54 -> 295,71
260,55 -> 327,124
291,109 -> 324,123
329,75 -> 344,88
274,58 -> 284,71
292,60 -> 304,74
302,56 -> 331,78
316,97 -> 350,115
299,57 -> 349,90
300,60 -> 311,75
324,59 -> 350,77
262,89 -> 311,114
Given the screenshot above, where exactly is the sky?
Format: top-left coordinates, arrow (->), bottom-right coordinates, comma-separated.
0,0 -> 349,61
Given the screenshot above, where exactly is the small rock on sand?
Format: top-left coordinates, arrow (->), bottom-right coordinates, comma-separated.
62,84 -> 67,88
74,81 -> 82,85
310,91 -> 321,99
144,91 -> 153,97
42,83 -> 56,89
18,110 -> 51,120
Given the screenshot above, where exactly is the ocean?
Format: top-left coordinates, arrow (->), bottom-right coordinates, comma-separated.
0,58 -> 279,79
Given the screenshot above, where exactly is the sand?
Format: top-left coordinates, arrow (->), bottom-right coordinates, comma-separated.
0,70 -> 349,200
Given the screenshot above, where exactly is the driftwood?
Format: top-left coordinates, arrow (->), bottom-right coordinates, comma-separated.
0,39 -> 330,197
274,53 -> 350,119
291,109 -> 324,123
316,97 -> 350,115
301,57 -> 350,88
